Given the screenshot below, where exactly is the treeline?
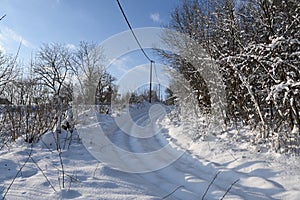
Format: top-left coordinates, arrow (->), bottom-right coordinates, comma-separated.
0,41 -> 115,144
161,0 -> 299,152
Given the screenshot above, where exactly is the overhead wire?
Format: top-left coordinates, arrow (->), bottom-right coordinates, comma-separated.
115,0 -> 154,63
0,14 -> 6,21
116,0 -> 158,102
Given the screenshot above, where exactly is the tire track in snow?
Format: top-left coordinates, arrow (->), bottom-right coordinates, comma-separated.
110,106 -> 285,199
79,106 -> 286,199
111,107 -> 221,199
126,117 -> 223,199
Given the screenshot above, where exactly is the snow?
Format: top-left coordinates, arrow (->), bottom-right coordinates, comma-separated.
1,103 -> 300,199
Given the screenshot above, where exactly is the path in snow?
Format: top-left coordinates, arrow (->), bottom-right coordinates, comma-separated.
77,103 -> 289,200
1,103 -> 299,199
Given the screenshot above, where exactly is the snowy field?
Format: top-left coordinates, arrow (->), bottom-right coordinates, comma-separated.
1,104 -> 300,199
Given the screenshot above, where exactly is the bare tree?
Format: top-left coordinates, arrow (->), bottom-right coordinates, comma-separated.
34,43 -> 72,97
33,43 -> 73,133
0,51 -> 18,96
73,41 -> 106,105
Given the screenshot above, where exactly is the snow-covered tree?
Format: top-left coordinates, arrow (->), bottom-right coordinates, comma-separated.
161,0 -> 300,152
73,41 -> 106,105
95,71 -> 116,113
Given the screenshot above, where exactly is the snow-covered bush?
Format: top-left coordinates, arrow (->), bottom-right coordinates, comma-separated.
160,0 -> 300,153
0,104 -> 57,143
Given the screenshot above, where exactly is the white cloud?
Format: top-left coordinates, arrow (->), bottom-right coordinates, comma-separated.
0,44 -> 5,53
150,12 -> 161,23
65,43 -> 78,51
0,26 -> 33,50
109,56 -> 131,75
0,30 -> 6,53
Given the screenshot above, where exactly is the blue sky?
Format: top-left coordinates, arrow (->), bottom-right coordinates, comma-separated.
0,0 -> 179,61
0,0 -> 180,98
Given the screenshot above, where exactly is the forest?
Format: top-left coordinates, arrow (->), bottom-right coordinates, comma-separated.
159,0 -> 300,154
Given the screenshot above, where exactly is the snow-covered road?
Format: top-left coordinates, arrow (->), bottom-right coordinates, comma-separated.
1,103 -> 299,199
77,103 -> 293,199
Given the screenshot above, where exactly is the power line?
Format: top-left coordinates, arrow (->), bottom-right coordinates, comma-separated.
115,0 -> 153,63
116,0 -> 155,103
0,14 -> 6,21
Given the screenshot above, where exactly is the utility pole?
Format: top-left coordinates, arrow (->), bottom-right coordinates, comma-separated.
149,60 -> 153,103
158,83 -> 161,102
